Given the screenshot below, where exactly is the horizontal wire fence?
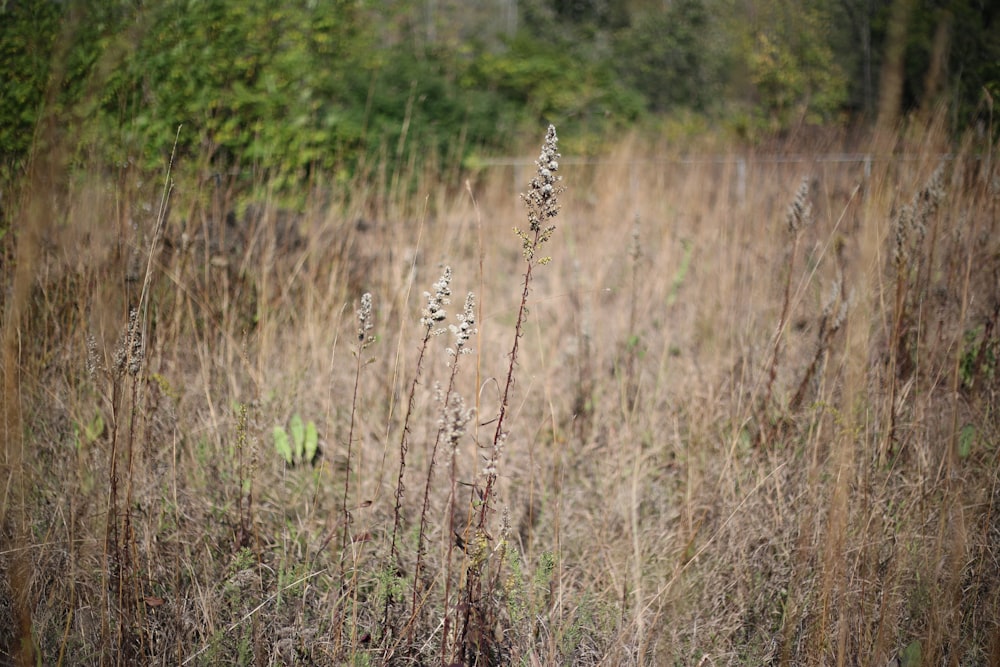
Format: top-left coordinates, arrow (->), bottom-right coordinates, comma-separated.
479,153 -> 960,206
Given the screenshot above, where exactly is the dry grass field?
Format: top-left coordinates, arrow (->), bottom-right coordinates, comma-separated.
2,118 -> 999,665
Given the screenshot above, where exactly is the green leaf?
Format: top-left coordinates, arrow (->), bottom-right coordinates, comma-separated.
290,413 -> 305,461
900,639 -> 922,667
84,413 -> 105,443
958,424 -> 976,459
273,426 -> 292,465
304,420 -> 319,464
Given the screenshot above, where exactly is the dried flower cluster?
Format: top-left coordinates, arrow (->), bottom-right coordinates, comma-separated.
357,292 -> 374,347
516,124 -> 563,262
893,164 -> 945,268
439,393 -> 471,455
821,275 -> 852,335
113,307 -> 143,377
447,293 -> 476,358
421,267 -> 452,331
86,333 -> 100,379
786,177 -> 813,233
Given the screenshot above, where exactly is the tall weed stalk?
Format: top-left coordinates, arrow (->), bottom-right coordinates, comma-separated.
456,124 -> 563,665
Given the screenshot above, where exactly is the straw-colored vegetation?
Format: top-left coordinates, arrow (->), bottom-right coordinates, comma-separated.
2,114 -> 999,666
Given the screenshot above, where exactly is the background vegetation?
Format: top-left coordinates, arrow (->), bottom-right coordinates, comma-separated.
2,1 -> 999,665
2,0 -> 998,189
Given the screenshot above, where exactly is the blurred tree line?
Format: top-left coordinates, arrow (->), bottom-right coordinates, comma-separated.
1,0 -> 997,188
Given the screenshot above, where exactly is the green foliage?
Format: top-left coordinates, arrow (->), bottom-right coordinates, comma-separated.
900,1 -> 1000,125
900,639 -> 922,667
353,44 -> 521,170
560,590 -> 617,657
958,424 -> 976,459
0,0 -> 61,174
466,29 -> 643,138
534,550 -> 556,592
738,0 -> 849,128
111,0 -> 365,175
960,325 -> 996,389
4,0 -> 997,191
1,0 -> 130,177
613,0 -> 713,113
373,565 -> 407,621
3,0 -> 521,187
273,425 -> 292,465
74,412 -> 105,450
503,548 -> 557,628
273,413 -> 319,466
549,0 -> 629,30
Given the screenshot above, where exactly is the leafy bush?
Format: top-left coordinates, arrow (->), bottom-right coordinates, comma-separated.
736,1 -> 849,129
612,0 -> 714,113
3,0 -> 527,190
5,0 -> 997,195
467,29 -> 644,138
109,0 -> 367,175
0,1 -> 61,176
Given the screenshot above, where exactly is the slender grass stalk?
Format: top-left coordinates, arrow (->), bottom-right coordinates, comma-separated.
789,275 -> 849,413
441,396 -> 463,663
623,215 -> 642,412
335,292 -> 374,656
884,165 -> 944,462
759,177 -> 811,446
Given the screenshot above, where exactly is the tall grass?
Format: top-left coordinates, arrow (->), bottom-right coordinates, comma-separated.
1,116 -> 999,665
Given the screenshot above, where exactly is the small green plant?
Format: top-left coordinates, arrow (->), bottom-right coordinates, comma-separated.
560,591 -> 616,660
503,549 -> 556,627
958,424 -> 976,459
900,639 -> 922,667
74,411 -> 105,450
272,413 -> 319,466
959,325 -> 997,389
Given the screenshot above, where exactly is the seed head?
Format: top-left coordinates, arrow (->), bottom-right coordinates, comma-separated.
420,267 -> 452,331
86,333 -> 100,379
892,204 -> 912,269
113,307 -> 144,377
357,293 -> 374,346
517,125 -> 563,261
440,393 -> 472,455
821,275 -> 842,320
448,292 -> 477,358
786,177 -> 812,233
